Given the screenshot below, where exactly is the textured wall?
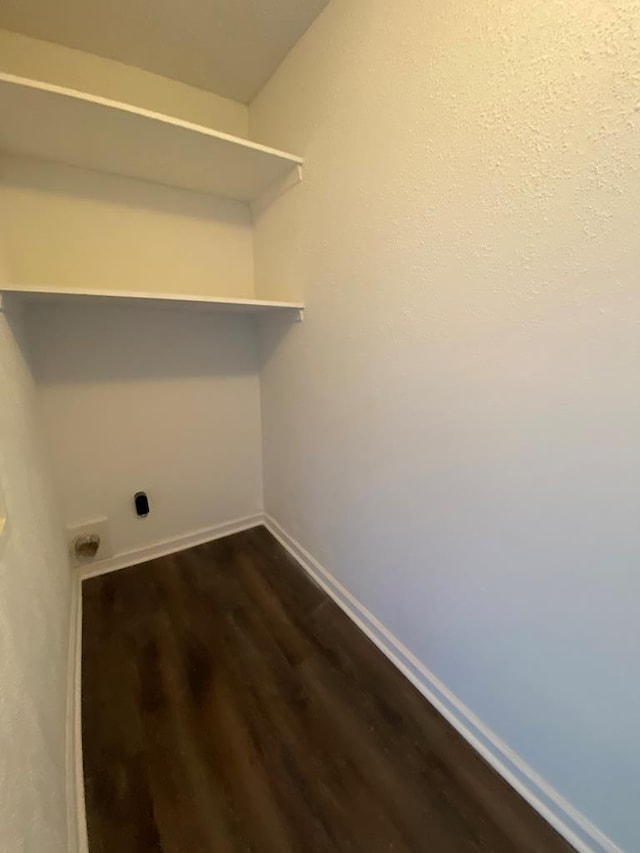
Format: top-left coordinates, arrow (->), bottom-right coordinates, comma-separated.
26,301 -> 263,559
0,303 -> 71,852
251,0 -> 640,848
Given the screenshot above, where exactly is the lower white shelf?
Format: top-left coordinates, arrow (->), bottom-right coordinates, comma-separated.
0,286 -> 304,317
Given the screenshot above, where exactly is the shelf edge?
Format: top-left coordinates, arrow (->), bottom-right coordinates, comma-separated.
0,72 -> 304,167
0,285 -> 304,314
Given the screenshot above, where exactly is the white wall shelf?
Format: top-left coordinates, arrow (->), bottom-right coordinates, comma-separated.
0,286 -> 304,318
0,73 -> 303,202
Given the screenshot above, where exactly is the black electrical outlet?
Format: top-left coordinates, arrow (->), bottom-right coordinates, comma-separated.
134,491 -> 150,517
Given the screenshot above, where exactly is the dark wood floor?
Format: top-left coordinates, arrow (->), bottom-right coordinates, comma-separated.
82,526 -> 572,853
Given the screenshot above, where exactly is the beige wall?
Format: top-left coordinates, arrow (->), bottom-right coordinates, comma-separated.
0,156 -> 255,298
0,30 -> 256,301
0,299 -> 72,853
0,33 -> 257,850
0,27 -> 248,136
26,300 -> 264,561
251,1 -> 640,850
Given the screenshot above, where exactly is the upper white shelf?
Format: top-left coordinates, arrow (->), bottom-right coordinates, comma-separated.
0,286 -> 304,317
0,73 -> 303,202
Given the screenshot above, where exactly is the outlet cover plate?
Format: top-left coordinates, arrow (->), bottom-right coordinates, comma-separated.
66,518 -> 113,567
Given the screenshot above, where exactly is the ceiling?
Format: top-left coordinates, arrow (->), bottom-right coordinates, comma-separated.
0,0 -> 329,103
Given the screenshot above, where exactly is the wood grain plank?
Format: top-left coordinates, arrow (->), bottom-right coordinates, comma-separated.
82,527 -> 574,853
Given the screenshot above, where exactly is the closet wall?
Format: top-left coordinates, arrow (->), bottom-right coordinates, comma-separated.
250,0 -> 640,850
0,292 -> 72,853
0,30 -> 265,559
1,155 -> 254,298
25,301 -> 263,560
0,29 -> 255,301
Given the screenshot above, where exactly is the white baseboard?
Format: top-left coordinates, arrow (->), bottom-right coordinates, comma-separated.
78,513 -> 264,580
263,514 -> 622,853
66,573 -> 88,853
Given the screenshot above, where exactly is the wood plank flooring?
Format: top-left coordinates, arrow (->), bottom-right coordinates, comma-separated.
82,526 -> 573,852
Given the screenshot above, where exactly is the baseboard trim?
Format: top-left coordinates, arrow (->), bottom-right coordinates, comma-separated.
78,513 -> 264,580
263,514 -> 621,853
66,573 -> 88,853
